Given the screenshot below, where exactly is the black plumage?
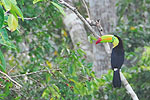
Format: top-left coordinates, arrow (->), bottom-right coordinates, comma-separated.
111,35 -> 124,88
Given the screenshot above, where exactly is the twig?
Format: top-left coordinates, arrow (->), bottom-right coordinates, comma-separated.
0,70 -> 22,88
18,15 -> 41,20
9,69 -> 61,78
81,0 -> 90,19
20,47 -> 34,53
0,84 -> 5,88
2,25 -> 7,29
120,72 -> 139,100
95,19 -> 103,35
4,10 -> 10,15
5,11 -> 41,20
8,66 -> 16,75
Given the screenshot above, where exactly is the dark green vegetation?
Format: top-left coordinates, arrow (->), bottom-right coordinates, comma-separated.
0,0 -> 150,100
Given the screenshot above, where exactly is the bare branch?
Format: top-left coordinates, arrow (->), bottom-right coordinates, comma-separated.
120,72 -> 139,100
9,69 -> 61,78
20,47 -> 34,53
8,66 -> 16,75
4,11 -> 41,20
18,15 -> 41,20
4,10 -> 10,15
0,70 -> 22,88
2,25 -> 7,29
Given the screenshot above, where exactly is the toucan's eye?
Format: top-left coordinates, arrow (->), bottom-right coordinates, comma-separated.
112,36 -> 115,42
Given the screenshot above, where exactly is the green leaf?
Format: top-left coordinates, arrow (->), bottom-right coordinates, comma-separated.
0,50 -> 6,72
0,5 -> 4,28
2,0 -> 23,21
0,97 -> 4,100
0,29 -> 16,49
69,64 -> 76,76
8,14 -> 18,32
69,79 -> 77,83
10,0 -> 17,5
59,72 -> 67,79
11,4 -> 24,21
0,64 -> 5,72
42,88 -> 49,98
1,0 -> 11,11
4,82 -> 11,96
77,48 -> 86,56
51,2 -> 66,16
90,36 -> 97,41
0,97 -> 4,99
90,72 -> 95,78
0,93 -> 6,97
88,35 -> 97,43
33,0 -> 43,4
52,84 -> 60,92
14,96 -> 21,100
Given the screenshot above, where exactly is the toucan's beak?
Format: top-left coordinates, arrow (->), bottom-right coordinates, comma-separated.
96,35 -> 114,44
95,35 -> 120,48
96,38 -> 102,44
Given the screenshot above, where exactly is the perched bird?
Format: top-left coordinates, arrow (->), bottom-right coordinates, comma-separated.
96,35 -> 124,88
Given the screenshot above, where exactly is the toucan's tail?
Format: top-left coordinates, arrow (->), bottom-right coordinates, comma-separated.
113,69 -> 121,88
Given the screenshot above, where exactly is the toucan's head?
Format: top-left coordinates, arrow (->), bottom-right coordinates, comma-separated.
96,35 -> 120,48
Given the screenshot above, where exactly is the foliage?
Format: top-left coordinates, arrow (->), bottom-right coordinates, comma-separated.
116,0 -> 150,52
0,0 -> 23,72
0,0 -> 150,100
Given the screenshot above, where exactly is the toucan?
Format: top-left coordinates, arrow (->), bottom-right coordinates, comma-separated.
96,35 -> 124,88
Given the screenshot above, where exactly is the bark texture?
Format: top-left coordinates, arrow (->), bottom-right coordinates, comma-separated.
89,0 -> 117,33
63,8 -> 94,62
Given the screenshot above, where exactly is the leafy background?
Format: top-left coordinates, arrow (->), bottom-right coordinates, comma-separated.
0,0 -> 150,100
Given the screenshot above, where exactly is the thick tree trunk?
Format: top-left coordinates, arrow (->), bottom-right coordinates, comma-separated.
89,0 -> 117,33
63,8 -> 94,62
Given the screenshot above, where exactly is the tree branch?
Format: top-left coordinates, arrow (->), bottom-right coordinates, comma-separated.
8,66 -> 16,75
0,70 -> 22,88
120,72 -> 139,100
18,15 -> 41,20
8,69 -> 61,78
5,11 -> 41,20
